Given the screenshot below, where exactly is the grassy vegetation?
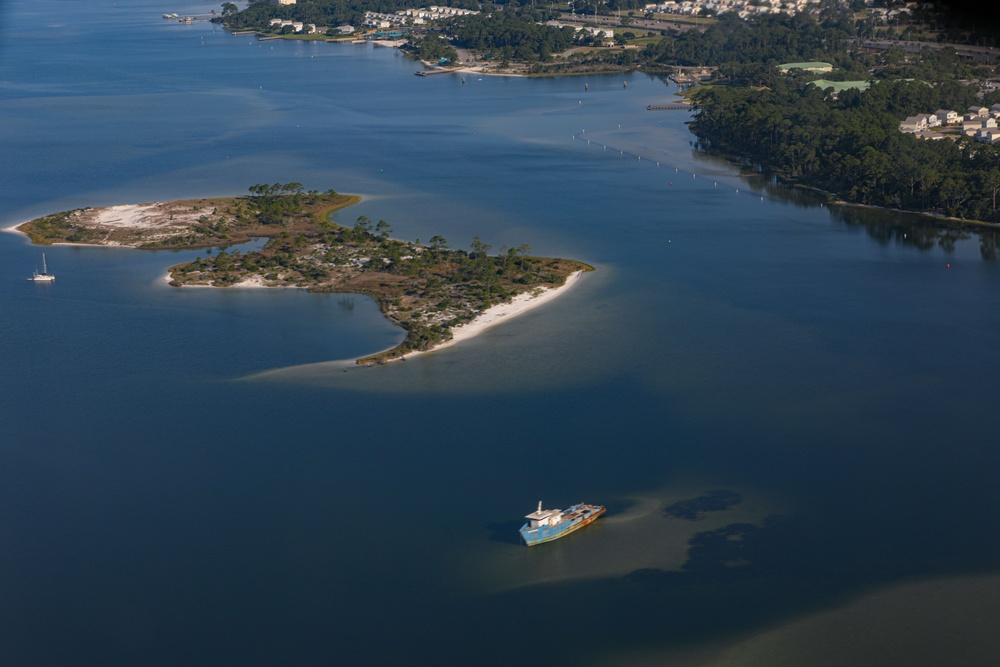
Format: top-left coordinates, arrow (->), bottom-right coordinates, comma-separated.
17,190 -> 359,250
21,186 -> 591,363
19,209 -> 105,246
169,212 -> 591,363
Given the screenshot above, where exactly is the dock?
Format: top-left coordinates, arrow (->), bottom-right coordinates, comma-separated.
647,104 -> 693,111
415,68 -> 461,77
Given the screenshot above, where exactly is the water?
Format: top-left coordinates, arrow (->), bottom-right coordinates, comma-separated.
3,2 -> 1000,665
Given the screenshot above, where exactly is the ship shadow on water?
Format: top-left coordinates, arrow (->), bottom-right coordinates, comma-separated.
486,519 -> 527,545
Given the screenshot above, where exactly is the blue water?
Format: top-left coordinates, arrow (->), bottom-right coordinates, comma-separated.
4,2 -> 1000,665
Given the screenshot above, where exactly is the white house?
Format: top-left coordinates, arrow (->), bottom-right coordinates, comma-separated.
991,103 -> 1000,118
900,115 -> 927,132
963,119 -> 984,136
935,109 -> 958,125
968,106 -> 989,118
918,113 -> 941,128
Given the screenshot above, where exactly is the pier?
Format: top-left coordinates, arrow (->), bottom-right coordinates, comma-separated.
415,68 -> 461,77
647,104 -> 693,111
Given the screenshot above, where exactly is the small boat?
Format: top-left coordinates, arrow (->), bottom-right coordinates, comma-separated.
29,253 -> 55,282
519,501 -> 605,546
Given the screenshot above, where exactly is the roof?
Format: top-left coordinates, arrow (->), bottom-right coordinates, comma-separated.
809,79 -> 871,92
779,62 -> 833,71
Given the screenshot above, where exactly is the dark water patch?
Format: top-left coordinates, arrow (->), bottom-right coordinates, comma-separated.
664,489 -> 743,520
486,519 -> 526,545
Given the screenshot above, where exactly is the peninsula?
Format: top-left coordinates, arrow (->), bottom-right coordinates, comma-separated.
15,184 -> 591,363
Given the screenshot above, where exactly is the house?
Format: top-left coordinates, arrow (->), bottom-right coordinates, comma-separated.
991,103 -> 1000,118
271,0 -> 296,4
919,113 -> 941,128
335,25 -> 355,34
935,109 -> 959,125
985,117 -> 999,129
968,106 -> 989,118
900,115 -> 927,132
975,128 -> 1000,144
964,112 -> 980,122
963,119 -> 984,136
916,130 -> 945,140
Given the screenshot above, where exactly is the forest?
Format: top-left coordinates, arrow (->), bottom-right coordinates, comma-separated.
217,2 -> 1000,222
691,78 -> 1000,222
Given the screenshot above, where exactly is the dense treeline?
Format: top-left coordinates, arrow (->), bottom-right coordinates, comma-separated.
691,78 -> 1000,222
408,33 -> 458,63
445,12 -> 577,63
219,0 -> 481,31
645,12 -> 853,68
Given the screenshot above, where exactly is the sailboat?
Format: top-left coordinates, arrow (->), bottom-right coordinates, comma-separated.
30,253 -> 55,282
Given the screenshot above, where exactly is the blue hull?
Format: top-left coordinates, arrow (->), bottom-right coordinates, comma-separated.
519,504 -> 605,546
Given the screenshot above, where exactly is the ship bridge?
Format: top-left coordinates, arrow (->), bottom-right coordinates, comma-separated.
524,502 -> 562,528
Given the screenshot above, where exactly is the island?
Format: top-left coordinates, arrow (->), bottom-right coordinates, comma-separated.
15,184 -> 592,364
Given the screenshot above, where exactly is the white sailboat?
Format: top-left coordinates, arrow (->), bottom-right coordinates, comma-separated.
30,253 -> 55,282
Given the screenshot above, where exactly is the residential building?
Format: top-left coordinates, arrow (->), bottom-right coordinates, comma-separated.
935,109 -> 959,125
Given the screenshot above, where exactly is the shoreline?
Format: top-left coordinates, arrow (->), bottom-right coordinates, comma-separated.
160,269 -> 586,363
2,221 -> 28,235
388,270 -> 584,363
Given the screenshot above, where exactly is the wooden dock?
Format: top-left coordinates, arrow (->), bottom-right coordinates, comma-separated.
647,104 -> 693,111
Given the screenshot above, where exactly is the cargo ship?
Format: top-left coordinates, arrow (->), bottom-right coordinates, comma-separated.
519,501 -> 606,546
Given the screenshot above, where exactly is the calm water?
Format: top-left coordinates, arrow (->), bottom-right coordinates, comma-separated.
4,2 -> 1000,665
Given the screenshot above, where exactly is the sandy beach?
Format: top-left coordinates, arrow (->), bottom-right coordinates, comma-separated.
162,269 -> 584,363
395,269 -> 584,361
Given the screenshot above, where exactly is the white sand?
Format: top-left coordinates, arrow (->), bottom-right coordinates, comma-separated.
393,270 -> 584,361
161,272 -> 299,289
160,269 -> 585,363
88,203 -> 205,229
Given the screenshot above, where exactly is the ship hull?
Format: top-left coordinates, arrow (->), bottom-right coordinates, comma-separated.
519,504 -> 605,546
